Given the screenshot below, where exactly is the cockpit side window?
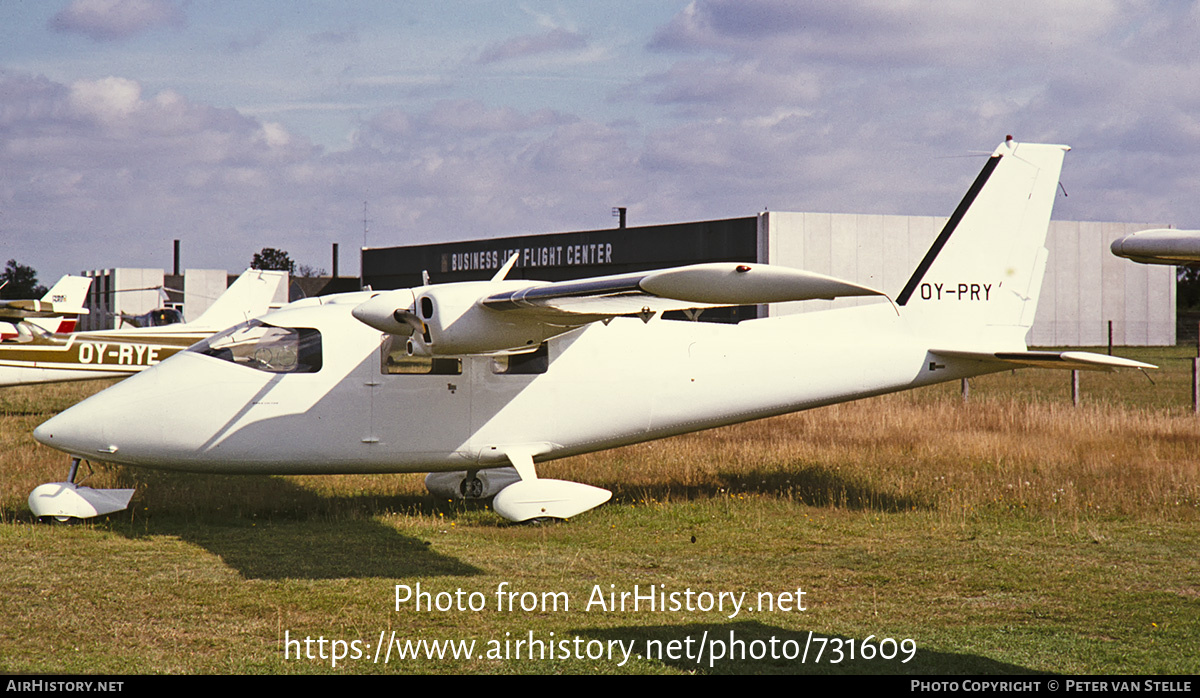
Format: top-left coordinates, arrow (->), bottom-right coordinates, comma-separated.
380,335 -> 462,375
490,343 -> 549,374
190,320 -> 322,373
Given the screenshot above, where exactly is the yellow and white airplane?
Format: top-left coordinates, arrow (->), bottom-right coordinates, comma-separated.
0,275 -> 93,340
31,139 -> 1154,522
0,269 -> 287,387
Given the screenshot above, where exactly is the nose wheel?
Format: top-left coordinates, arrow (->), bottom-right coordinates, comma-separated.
28,456 -> 135,522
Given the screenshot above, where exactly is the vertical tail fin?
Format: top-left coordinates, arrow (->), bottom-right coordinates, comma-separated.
40,275 -> 93,308
898,139 -> 1069,345
36,275 -> 93,333
185,270 -> 289,331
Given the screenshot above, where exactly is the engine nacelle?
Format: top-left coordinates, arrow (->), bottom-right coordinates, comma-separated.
353,281 -> 581,356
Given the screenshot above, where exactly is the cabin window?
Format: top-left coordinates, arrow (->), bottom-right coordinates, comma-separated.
380,335 -> 462,375
491,343 -> 549,375
191,320 -> 322,373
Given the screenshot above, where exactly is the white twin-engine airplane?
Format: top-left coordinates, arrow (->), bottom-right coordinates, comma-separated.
31,139 -> 1154,522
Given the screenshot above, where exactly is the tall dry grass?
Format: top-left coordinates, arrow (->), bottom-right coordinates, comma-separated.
548,391 -> 1200,523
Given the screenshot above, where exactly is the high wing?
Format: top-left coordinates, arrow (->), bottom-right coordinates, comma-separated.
1,276 -> 93,340
481,262 -> 887,319
0,298 -> 89,320
0,275 -> 92,321
352,261 -> 888,356
930,348 -> 1156,372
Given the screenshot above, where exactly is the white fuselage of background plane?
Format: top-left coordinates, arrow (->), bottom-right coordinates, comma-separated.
0,269 -> 287,388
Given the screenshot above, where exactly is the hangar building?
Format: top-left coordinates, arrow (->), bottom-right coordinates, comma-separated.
361,212 -> 1174,346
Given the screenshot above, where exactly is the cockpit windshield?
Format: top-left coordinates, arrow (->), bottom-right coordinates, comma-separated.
189,320 -> 322,373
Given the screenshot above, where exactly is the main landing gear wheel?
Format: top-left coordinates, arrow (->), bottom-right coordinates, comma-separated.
460,473 -> 484,499
425,468 -> 522,501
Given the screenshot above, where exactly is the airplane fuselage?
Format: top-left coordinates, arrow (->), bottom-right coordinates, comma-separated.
31,293 -> 992,475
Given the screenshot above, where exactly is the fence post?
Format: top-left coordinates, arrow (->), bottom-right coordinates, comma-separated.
1071,370 -> 1080,407
1193,358 -> 1199,415
961,377 -> 969,404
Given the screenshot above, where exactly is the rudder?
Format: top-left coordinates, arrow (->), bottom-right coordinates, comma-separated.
897,138 -> 1069,345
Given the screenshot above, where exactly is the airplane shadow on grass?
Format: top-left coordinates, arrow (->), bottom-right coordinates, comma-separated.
580,620 -> 1047,675
600,464 -> 927,513
34,468 -> 484,581
13,457 -> 919,580
160,517 -> 481,581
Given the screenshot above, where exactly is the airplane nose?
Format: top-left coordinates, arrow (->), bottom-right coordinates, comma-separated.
32,363 -> 167,463
34,398 -> 112,458
31,351 -> 255,469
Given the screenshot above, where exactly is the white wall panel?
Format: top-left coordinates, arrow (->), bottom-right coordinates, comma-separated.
1076,222 -> 1104,346
1100,222 -> 1129,346
183,269 -> 229,323
1054,221 -> 1081,345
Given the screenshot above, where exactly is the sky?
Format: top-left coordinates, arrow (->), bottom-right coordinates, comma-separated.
3,0 -> 1200,284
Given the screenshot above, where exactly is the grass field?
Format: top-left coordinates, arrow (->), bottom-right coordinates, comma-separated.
1,348 -> 1197,674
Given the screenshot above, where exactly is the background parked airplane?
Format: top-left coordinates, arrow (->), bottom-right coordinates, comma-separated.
0,269 -> 287,387
0,275 -> 93,341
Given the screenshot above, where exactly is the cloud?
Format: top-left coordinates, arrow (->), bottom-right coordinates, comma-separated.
356,99 -> 576,150
637,59 -> 821,115
308,30 -> 358,47
0,72 -> 637,279
10,0 -> 1200,286
476,28 -> 588,64
636,1 -> 1200,183
0,72 -> 322,275
68,76 -> 142,121
649,0 -> 1118,66
48,0 -> 185,41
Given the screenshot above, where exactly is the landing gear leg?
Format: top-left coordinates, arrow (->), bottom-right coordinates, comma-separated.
48,458 -> 85,522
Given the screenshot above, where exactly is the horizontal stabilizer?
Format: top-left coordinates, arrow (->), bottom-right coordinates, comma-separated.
931,349 -> 1156,372
483,262 -> 887,317
1,275 -> 94,321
